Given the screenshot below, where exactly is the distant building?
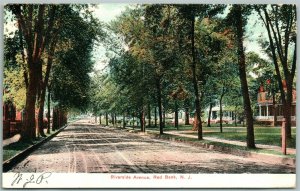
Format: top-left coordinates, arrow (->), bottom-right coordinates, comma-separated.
254,83 -> 296,126
205,105 -> 235,124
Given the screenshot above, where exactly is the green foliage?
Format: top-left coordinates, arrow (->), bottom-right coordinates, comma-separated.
50,5 -> 103,111
3,54 -> 26,110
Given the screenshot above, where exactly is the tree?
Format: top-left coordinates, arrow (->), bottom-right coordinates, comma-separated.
227,5 -> 256,148
176,5 -> 225,139
255,5 -> 296,139
7,5 -> 59,141
110,5 -> 182,134
51,14 -> 99,111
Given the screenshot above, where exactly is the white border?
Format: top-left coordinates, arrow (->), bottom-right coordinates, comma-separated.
2,173 -> 296,188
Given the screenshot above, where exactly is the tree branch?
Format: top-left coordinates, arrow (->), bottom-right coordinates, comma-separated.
41,5 -> 57,54
264,8 -> 283,62
272,5 -> 284,60
258,7 -> 286,105
33,5 -> 45,62
10,5 -> 33,64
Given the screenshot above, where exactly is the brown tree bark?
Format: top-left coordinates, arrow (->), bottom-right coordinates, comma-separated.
235,5 -> 255,148
22,64 -> 39,142
123,113 -> 126,128
219,88 -> 225,133
174,99 -> 179,130
156,77 -> 164,134
148,103 -> 151,127
37,37 -> 57,137
207,101 -> 212,127
190,15 -> 202,140
140,109 -> 145,132
111,113 -> 114,126
154,107 -> 157,127
105,112 -> 108,126
185,107 -> 190,125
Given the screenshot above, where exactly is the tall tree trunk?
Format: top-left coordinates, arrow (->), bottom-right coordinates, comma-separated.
156,77 -> 164,134
285,80 -> 293,138
208,101 -> 212,127
95,115 -> 97,124
111,113 -> 114,126
12,5 -> 52,142
235,5 -> 255,148
37,96 -> 47,137
175,99 -> 179,130
148,103 -> 151,127
163,109 -> 166,128
46,87 -> 51,134
123,113 -> 126,128
185,107 -> 190,125
220,87 -> 225,133
105,112 -> 108,126
190,15 -> 202,140
99,113 -> 102,125
154,107 -> 157,127
140,109 -> 145,132
21,63 -> 39,142
114,114 -> 117,127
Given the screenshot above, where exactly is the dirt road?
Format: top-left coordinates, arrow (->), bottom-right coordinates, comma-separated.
9,119 -> 295,173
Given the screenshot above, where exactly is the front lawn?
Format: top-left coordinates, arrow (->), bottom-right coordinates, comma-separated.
143,123 -> 296,149
189,126 -> 296,148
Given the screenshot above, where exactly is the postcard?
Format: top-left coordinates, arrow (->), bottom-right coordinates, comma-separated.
1,1 -> 297,189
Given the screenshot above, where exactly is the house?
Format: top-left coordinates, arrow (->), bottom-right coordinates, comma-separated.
254,83 -> 296,126
205,105 -> 235,124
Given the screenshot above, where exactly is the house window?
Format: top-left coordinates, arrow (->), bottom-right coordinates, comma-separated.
261,106 -> 267,116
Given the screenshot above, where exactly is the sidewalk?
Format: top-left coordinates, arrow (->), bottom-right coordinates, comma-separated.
163,130 -> 296,155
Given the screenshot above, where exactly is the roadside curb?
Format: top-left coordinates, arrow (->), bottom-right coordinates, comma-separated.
123,128 -> 296,167
3,125 -> 68,172
152,134 -> 296,167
